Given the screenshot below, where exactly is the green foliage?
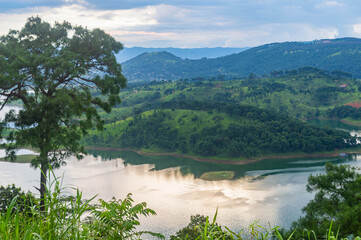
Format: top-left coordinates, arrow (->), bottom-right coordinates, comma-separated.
0,178 -> 163,239
292,163 -> 361,237
171,215 -> 208,239
86,68 -> 361,159
85,101 -> 358,158
170,211 -> 233,240
0,185 -> 36,213
172,211 -> 361,240
102,68 -> 360,121
0,154 -> 35,163
0,17 -> 126,204
91,194 -> 164,239
328,105 -> 361,120
2,178 -> 361,239
119,110 -> 180,151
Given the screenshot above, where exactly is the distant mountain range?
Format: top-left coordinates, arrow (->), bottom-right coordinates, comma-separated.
116,47 -> 248,63
121,38 -> 361,82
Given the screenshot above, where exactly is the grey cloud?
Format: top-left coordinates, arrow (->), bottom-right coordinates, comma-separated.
2,0 -> 361,47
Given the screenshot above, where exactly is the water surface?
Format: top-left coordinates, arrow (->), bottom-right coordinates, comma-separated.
0,118 -> 360,238
0,149 -> 359,238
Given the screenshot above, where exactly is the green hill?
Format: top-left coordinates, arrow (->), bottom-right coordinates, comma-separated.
122,38 -> 361,82
84,69 -> 361,160
98,68 -> 360,121
84,101 -> 358,160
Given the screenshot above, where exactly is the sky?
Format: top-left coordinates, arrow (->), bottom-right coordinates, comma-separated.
0,0 -> 361,48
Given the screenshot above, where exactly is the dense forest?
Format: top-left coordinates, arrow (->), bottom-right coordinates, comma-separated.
122,38 -> 361,82
84,100 -> 358,158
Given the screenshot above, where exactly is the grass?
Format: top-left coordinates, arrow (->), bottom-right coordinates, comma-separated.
0,154 -> 36,163
1,128 -> 18,138
0,172 -> 164,240
172,210 -> 361,240
341,117 -> 361,125
200,171 -> 235,181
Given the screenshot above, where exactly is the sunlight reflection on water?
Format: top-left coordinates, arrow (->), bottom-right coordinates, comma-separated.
1,117 -> 361,238
1,152 -> 360,238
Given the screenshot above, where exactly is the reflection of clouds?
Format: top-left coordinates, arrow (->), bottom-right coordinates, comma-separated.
170,175 -> 310,230
136,186 -> 159,194
61,155 -> 126,180
178,176 -> 304,211
180,189 -> 249,209
4,153 -> 358,238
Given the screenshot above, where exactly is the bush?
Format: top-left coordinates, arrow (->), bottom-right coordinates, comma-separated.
292,163 -> 361,237
0,184 -> 36,213
0,175 -> 164,239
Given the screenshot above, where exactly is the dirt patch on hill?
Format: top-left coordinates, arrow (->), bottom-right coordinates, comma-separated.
345,101 -> 361,108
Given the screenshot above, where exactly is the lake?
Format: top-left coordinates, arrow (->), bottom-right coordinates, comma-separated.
0,118 -> 360,238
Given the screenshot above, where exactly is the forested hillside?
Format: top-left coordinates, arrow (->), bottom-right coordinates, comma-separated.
98,67 -> 360,121
122,38 -> 361,82
85,101 -> 357,158
82,67 -> 361,159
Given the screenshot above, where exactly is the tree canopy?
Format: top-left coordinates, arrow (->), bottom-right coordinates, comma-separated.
84,100 -> 358,158
0,17 -> 126,207
293,163 -> 361,237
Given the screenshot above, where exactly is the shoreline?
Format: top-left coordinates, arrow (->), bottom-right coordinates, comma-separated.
85,146 -> 357,165
340,119 -> 361,126
1,147 -> 359,165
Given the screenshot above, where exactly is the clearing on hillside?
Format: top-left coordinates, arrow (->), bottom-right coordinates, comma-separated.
345,101 -> 361,108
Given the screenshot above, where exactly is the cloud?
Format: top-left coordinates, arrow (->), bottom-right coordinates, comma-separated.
326,1 -> 343,6
62,0 -> 88,4
0,1 -> 358,47
110,23 -> 339,48
352,24 -> 361,35
317,1 -> 343,8
0,4 -> 158,35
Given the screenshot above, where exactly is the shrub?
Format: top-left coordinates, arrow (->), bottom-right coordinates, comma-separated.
0,184 -> 36,213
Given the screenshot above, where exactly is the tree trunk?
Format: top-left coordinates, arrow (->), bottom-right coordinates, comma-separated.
39,160 -> 48,212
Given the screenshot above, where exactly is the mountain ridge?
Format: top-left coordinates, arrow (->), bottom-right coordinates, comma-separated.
121,38 -> 361,82
116,46 -> 249,63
